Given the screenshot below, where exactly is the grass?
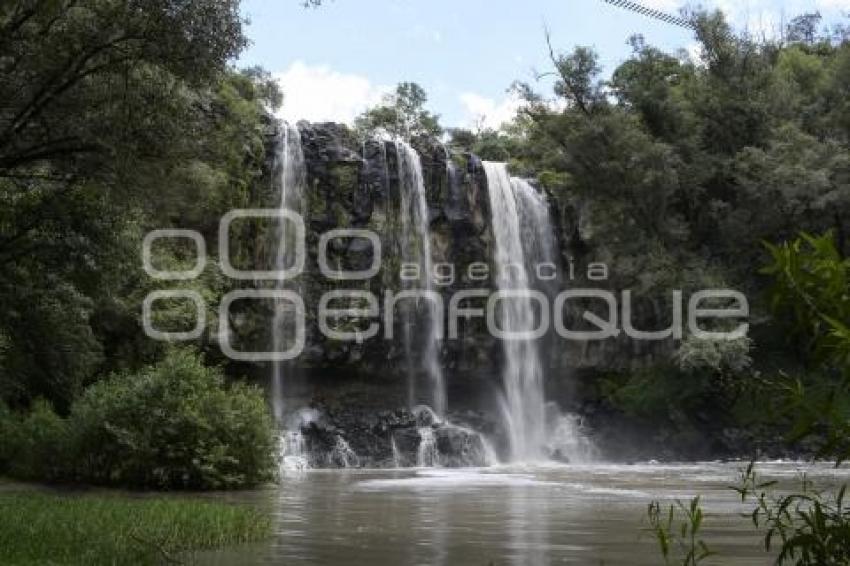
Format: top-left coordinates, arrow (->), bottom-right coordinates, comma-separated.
0,489 -> 271,565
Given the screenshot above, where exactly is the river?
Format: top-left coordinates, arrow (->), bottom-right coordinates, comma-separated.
200,461 -> 850,565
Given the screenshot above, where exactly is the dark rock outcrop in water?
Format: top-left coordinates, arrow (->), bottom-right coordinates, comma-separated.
296,404 -> 495,468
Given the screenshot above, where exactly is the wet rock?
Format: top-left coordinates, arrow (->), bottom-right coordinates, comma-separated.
391,427 -> 421,467
433,424 -> 489,467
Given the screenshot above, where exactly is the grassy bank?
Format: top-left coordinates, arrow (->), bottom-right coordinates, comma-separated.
0,489 -> 271,565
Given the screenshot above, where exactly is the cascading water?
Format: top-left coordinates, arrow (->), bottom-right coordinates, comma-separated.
273,123 -> 308,469
417,426 -> 440,467
483,162 -> 595,463
330,436 -> 360,468
411,405 -> 498,468
280,430 -> 308,472
483,162 -> 547,462
393,141 -> 446,417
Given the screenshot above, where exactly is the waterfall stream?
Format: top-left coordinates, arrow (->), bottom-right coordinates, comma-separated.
393,141 -> 446,417
483,162 -> 595,464
482,162 -> 548,462
273,123 -> 308,469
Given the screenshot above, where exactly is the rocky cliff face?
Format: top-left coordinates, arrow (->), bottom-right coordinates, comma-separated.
288,123 -> 502,381
280,123 -> 669,379
236,121 -> 782,465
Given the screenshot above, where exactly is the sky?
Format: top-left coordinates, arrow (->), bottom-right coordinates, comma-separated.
238,0 -> 850,129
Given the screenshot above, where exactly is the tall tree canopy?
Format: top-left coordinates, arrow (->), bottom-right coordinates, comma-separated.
0,1 -> 280,409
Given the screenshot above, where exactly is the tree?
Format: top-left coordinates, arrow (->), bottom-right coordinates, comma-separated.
787,12 -> 823,45
0,2 -> 283,410
355,82 -> 442,140
0,0 -> 245,181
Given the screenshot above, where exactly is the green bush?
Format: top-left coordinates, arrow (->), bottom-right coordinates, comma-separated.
67,348 -> 277,489
0,349 -> 277,490
6,399 -> 68,482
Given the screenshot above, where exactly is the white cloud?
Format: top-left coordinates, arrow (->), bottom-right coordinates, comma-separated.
815,0 -> 850,9
459,92 -> 525,130
274,61 -> 390,124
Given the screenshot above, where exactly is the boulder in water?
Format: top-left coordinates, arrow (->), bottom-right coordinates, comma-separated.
434,424 -> 490,467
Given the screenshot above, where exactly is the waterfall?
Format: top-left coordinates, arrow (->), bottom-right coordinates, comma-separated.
391,437 -> 402,468
482,162 -> 549,462
417,426 -> 440,467
272,123 -> 308,474
483,162 -> 596,463
280,430 -> 309,472
393,141 -> 446,416
330,435 -> 360,468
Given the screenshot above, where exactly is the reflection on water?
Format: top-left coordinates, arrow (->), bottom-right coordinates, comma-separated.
200,462 -> 850,565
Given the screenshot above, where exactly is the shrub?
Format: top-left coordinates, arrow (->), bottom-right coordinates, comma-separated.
0,349 -> 276,489
6,399 -> 69,482
674,335 -> 753,374
67,348 -> 277,489
733,463 -> 850,565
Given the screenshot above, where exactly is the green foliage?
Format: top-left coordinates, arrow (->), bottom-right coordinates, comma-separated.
652,463 -> 850,565
674,335 -> 753,374
762,232 -> 850,366
0,0 -> 245,178
0,280 -> 104,410
647,496 -> 714,565
607,368 -> 693,422
651,232 -> 850,563
355,82 -> 442,140
5,399 -> 68,482
603,334 -> 752,432
786,13 -> 824,45
512,9 -> 850,295
0,491 -> 271,565
732,462 -> 850,565
0,1 -> 279,409
502,11 -> 850,460
0,349 -> 277,490
66,348 -> 277,489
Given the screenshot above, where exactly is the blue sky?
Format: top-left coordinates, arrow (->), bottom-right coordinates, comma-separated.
238,0 -> 849,128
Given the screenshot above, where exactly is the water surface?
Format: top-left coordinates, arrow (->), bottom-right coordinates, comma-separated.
203,461 -> 850,565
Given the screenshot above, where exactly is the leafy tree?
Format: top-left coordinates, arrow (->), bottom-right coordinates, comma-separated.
355,82 -> 442,140
508,10 -> 850,462
0,2 -> 282,409
787,12 -> 823,45
0,0 -> 245,182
